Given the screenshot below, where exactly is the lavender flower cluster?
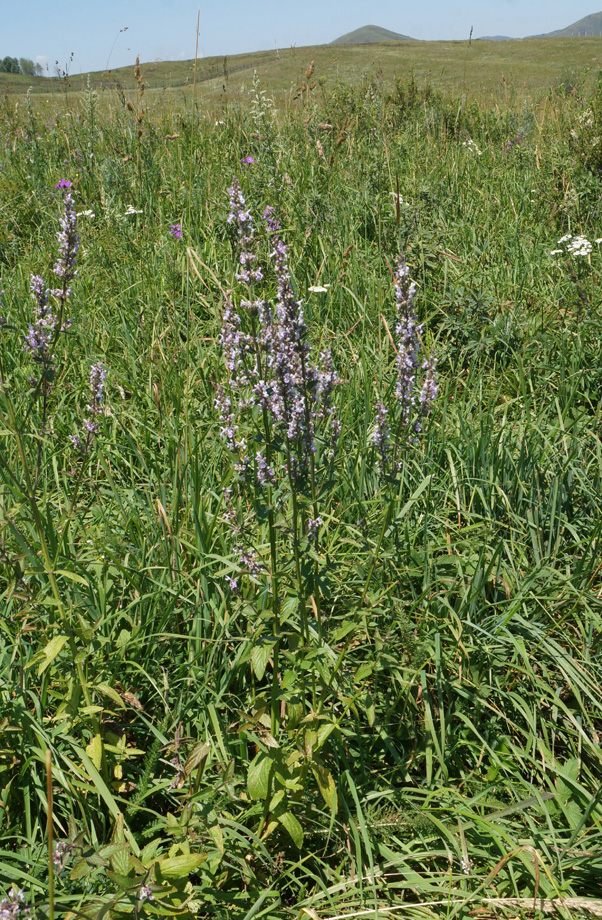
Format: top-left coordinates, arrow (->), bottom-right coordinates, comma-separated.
0,890 -> 30,920
218,178 -> 340,480
371,255 -> 438,469
24,180 -> 79,370
71,362 -> 107,452
216,178 -> 341,588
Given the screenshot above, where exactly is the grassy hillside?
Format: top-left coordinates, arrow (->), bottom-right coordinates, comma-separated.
3,36 -> 602,109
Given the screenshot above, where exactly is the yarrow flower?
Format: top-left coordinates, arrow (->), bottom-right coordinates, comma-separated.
551,233 -> 593,258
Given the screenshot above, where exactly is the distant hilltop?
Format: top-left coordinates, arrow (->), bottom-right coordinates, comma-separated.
333,11 -> 602,46
331,25 -> 415,45
531,10 -> 602,36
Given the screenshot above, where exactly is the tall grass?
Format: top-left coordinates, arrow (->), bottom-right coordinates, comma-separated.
1,68 -> 602,920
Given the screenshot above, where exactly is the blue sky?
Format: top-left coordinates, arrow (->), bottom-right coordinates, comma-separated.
2,0 -> 601,74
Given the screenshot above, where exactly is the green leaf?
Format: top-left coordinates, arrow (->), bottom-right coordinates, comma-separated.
184,740 -> 211,777
25,634 -> 69,676
109,843 -> 131,877
209,824 -> 224,855
247,752 -> 272,801
311,761 -> 337,811
70,859 -> 94,881
155,853 -> 207,879
86,734 -> 104,771
94,682 -> 126,709
250,638 -> 274,680
278,811 -> 303,848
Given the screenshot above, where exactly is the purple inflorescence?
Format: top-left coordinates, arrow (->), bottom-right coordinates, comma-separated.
372,253 -> 438,468
53,182 -> 80,288
0,889 -> 31,920
24,275 -> 57,358
219,180 -> 340,476
371,401 -> 391,469
227,177 -> 263,285
419,350 -> 438,417
71,362 -> 107,452
169,223 -> 183,239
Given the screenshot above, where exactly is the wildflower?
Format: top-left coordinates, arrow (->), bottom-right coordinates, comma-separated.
371,401 -> 391,469
0,889 -> 31,920
308,284 -> 330,293
124,205 -> 143,215
263,205 -> 281,232
71,362 -> 107,452
138,885 -> 154,903
53,840 -> 73,872
241,155 -> 254,166
554,234 -> 593,258
224,574 -> 238,593
418,351 -> 438,417
53,181 -> 80,288
228,177 -> 263,284
567,235 -> 592,256
308,516 -> 322,539
54,178 -> 71,189
24,275 -> 57,359
462,137 -> 482,155
76,209 -> 95,218
169,222 -> 183,239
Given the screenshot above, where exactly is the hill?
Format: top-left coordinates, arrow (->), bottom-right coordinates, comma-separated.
536,10 -> 602,36
476,35 -> 515,41
331,24 -> 415,44
3,37 -> 602,106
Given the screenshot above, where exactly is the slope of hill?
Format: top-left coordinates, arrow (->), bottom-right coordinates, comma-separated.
331,25 -> 414,44
535,10 -> 602,36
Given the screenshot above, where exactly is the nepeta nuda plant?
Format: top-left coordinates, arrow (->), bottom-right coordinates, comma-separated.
216,177 -> 340,727
371,255 -> 437,473
23,179 -> 79,483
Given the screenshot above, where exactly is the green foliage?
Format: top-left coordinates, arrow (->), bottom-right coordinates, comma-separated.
1,68 -> 602,920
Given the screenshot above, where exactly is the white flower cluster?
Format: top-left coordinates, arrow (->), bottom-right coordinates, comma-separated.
551,234 -> 600,258
462,138 -> 482,155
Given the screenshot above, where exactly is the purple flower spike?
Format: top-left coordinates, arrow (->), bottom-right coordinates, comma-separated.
241,156 -> 254,166
54,178 -> 72,189
169,223 -> 183,239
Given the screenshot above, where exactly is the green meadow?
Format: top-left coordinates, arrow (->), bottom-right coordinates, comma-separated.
1,43 -> 602,920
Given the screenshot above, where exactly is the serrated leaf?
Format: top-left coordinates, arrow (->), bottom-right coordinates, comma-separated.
278,811 -> 304,848
209,824 -> 224,855
184,741 -> 211,777
85,734 -> 103,771
250,639 -> 274,680
94,683 -> 126,708
105,870 -> 137,890
247,752 -> 272,801
155,853 -> 207,879
25,634 -> 69,676
311,761 -> 337,811
70,859 -> 93,880
109,843 -> 131,876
